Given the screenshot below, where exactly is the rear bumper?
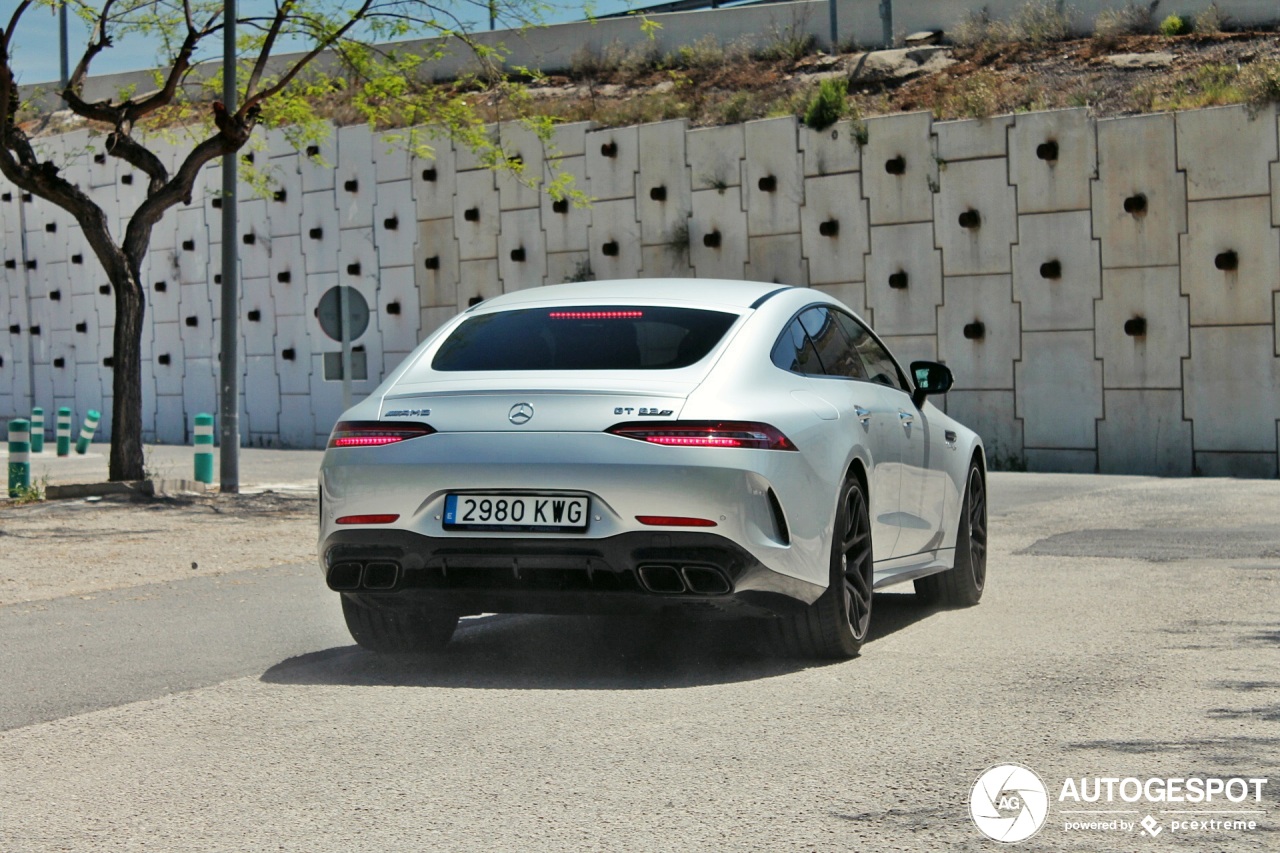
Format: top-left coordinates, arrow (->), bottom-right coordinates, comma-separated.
321,528 -> 824,617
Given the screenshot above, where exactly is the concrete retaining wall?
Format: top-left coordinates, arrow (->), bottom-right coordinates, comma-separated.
3,103 -> 1280,476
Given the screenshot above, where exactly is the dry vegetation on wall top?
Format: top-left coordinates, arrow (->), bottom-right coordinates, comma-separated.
19,13 -> 1280,139
527,28 -> 1280,130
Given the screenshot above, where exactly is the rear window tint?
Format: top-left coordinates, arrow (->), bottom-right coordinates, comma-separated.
431,306 -> 739,371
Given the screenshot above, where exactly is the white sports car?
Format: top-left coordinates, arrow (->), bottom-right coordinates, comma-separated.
319,279 -> 986,659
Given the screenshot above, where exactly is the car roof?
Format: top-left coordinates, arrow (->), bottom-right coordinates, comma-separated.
471,279 -> 792,312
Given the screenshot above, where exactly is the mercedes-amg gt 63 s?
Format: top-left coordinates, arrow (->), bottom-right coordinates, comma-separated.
319,279 -> 987,659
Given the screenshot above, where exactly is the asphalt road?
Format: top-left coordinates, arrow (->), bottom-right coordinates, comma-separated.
1,472 -> 1277,851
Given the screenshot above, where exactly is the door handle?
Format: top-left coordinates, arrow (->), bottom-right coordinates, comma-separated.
854,405 -> 872,424
898,410 -> 915,425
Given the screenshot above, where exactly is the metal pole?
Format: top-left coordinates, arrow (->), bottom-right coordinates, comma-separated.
880,0 -> 894,49
219,0 -> 240,493
58,2 -> 69,90
828,0 -> 837,51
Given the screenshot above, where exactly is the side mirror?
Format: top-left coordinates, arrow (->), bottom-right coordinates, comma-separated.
910,360 -> 953,407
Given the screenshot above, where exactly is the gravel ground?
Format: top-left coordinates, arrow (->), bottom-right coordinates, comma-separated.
0,491 -> 318,606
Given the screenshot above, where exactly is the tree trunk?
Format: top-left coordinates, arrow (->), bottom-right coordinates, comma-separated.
107,263 -> 146,481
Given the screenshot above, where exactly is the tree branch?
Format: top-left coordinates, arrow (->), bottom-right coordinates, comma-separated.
246,1 -> 375,109
122,131 -> 241,265
105,131 -> 168,195
245,1 -> 295,98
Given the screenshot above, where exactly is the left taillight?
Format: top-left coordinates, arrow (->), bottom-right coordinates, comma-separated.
607,421 -> 797,451
327,421 -> 435,448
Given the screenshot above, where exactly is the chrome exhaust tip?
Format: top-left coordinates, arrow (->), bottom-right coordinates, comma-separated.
638,564 -> 686,594
327,562 -> 363,591
681,566 -> 731,596
361,561 -> 401,590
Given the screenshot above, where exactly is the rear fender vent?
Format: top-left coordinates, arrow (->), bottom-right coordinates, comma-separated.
766,488 -> 790,545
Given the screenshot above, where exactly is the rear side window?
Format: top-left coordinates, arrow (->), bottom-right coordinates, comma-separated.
431,306 -> 739,371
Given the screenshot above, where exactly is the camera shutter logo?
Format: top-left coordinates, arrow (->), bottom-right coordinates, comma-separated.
970,764 -> 1050,843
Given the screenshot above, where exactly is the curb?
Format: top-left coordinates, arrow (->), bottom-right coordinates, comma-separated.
44,480 -> 212,500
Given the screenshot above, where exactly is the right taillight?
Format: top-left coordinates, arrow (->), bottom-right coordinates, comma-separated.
607,421 -> 797,451
328,421 -> 435,448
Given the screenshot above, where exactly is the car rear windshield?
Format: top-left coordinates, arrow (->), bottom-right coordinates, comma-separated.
431,306 -> 739,371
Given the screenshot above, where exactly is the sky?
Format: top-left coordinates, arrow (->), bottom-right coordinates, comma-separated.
7,1 -> 641,87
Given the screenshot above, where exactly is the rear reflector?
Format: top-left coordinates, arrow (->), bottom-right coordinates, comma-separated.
607,421 -> 797,451
336,514 -> 400,525
328,421 -> 435,448
636,516 -> 718,527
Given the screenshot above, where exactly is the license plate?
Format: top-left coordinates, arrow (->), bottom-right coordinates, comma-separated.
443,494 -> 590,532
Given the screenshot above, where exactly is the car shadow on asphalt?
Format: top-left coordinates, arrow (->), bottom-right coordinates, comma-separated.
260,592 -> 935,690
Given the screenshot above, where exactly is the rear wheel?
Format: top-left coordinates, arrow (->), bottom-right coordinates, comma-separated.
341,595 -> 459,654
777,473 -> 873,659
915,460 -> 986,607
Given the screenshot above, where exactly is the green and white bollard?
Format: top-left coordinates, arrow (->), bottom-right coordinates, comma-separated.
30,407 -> 44,454
56,407 -> 72,457
8,418 -> 30,498
194,413 -> 214,484
75,409 -> 100,455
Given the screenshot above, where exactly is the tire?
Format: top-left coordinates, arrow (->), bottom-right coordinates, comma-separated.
915,460 -> 987,607
341,595 -> 459,654
777,473 -> 874,659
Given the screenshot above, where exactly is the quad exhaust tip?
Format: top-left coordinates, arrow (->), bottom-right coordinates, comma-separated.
638,564 -> 731,596
326,560 -> 401,591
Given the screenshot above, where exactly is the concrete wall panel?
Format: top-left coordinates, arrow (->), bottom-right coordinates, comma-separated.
1016,330 -> 1103,449
263,156 -> 303,238
274,313 -> 312,397
376,266 -> 422,350
1183,325 -> 1280,452
499,208 -> 548,291
637,121 -> 691,247
300,196 -> 340,275
542,156 -> 590,254
867,222 -> 942,336
690,187 -> 747,280
415,218 -> 460,309
588,199 -> 642,281
934,157 -> 1017,276
935,116 -> 1014,162
496,123 -> 544,212
1095,266 -> 1189,389
585,127 -> 639,201
336,125 -> 376,228
1179,196 -> 1280,326
244,357 -> 281,439
938,275 -> 1019,390
640,244 -> 693,279
945,390 -> 1023,465
299,136 -> 336,194
811,283 -> 869,324
454,169 -> 499,261
687,126 -> 743,192
1008,108 -> 1095,214
800,119 -> 861,178
1176,105 -> 1278,201
745,235 -> 807,286
413,144 -> 458,222
801,173 -> 869,285
242,278 -> 277,358
1024,448 -> 1096,473
458,259 -> 502,310
372,180 -> 417,269
862,111 -> 935,226
545,252 -> 591,286
744,117 -> 803,237
1012,211 -> 1100,331
269,236 -> 307,318
373,130 -> 411,185
1092,114 -> 1187,268
1098,389 -> 1193,476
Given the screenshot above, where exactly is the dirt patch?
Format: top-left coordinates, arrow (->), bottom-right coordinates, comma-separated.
0,491 -> 319,606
